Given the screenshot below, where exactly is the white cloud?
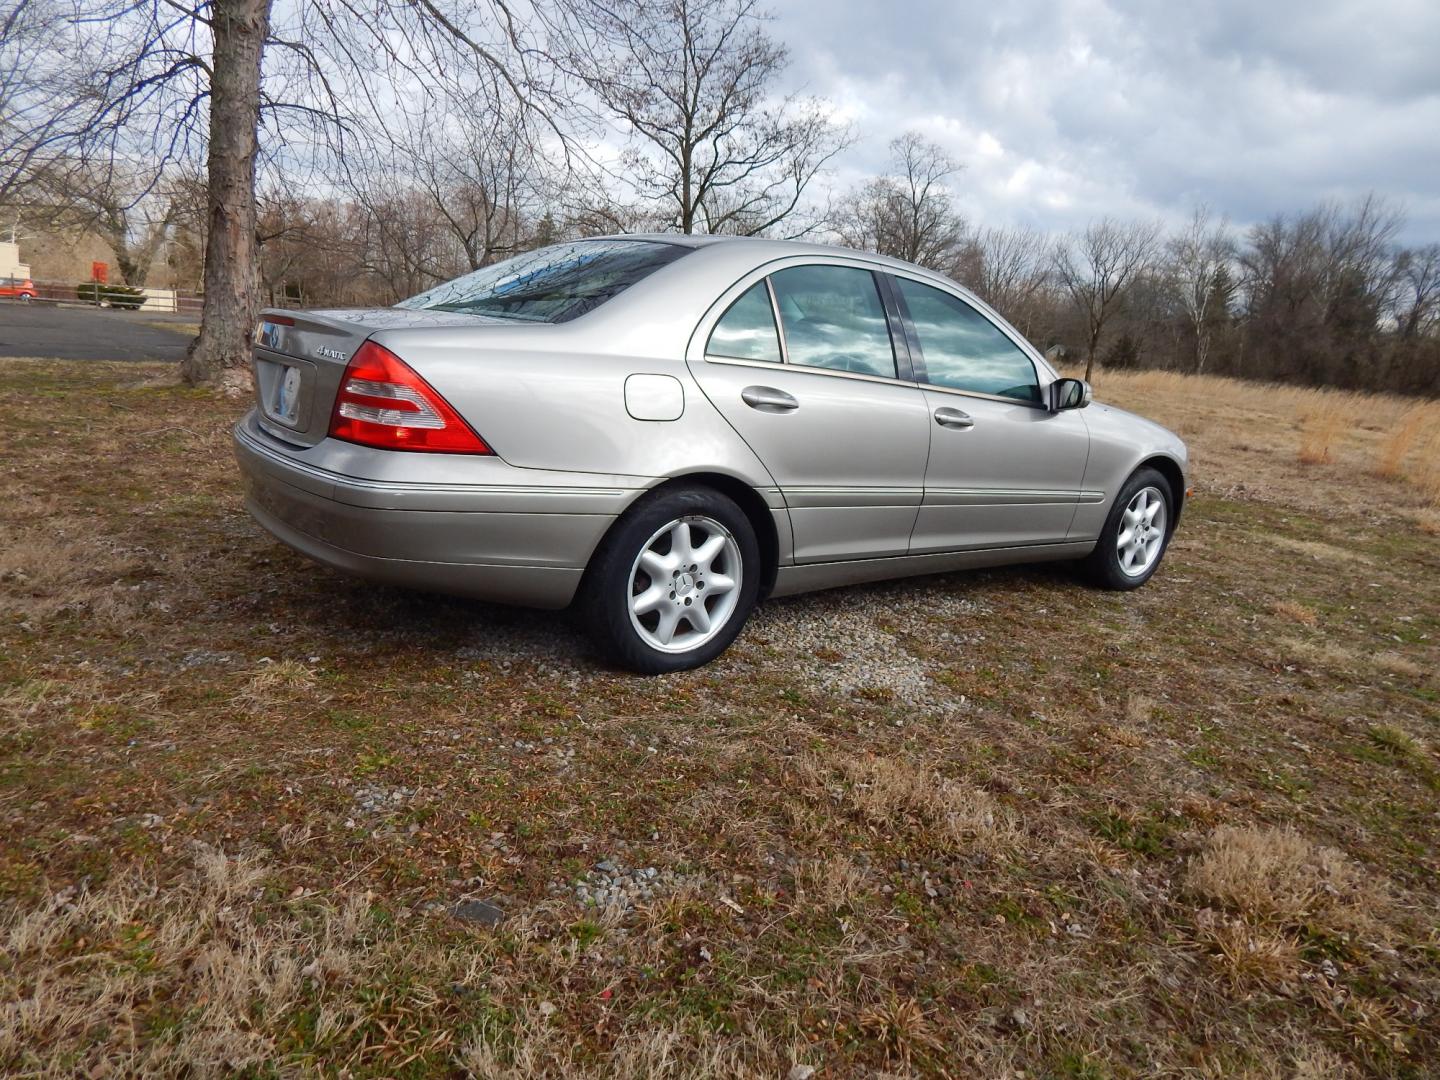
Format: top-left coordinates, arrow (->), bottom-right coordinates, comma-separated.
772,0 -> 1440,242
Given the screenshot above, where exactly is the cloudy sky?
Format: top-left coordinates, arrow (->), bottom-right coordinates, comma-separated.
769,0 -> 1440,242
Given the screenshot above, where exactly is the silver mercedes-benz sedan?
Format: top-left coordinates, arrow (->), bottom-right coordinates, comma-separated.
235,235 -> 1188,673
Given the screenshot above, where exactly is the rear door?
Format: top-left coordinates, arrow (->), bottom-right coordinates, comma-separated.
687,262 -> 931,563
888,274 -> 1090,552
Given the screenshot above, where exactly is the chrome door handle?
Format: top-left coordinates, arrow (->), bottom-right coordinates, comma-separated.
934,406 -> 974,429
741,385 -> 799,412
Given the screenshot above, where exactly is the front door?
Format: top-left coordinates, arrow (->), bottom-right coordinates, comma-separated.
687,266 -> 931,563
888,274 -> 1090,552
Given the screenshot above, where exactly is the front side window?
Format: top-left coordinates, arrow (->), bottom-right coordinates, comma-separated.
896,277 -> 1040,403
769,265 -> 897,378
706,282 -> 781,362
398,239 -> 689,323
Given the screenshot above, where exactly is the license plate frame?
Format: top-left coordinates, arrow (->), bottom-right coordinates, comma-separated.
272,363 -> 303,425
254,352 -> 316,432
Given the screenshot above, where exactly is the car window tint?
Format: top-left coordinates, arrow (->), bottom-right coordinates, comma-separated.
397,239 -> 689,323
706,282 -> 781,362
896,277 -> 1040,402
769,265 -> 896,378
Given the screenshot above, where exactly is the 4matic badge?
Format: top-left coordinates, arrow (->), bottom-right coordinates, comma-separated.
315,346 -> 348,361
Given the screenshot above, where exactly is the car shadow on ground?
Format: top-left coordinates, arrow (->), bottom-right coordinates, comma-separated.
246,547 -> 1084,676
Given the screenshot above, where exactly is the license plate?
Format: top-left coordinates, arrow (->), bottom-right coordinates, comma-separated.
272,364 -> 303,424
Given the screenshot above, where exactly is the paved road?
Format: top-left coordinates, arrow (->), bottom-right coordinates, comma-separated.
0,302 -> 195,361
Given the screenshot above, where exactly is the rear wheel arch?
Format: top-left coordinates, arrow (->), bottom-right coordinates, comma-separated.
582,474 -> 777,603
650,478 -> 777,604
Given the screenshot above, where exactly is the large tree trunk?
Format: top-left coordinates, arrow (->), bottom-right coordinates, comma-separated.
181,0 -> 271,386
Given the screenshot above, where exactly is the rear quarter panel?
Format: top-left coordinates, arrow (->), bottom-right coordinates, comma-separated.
367,324 -> 782,501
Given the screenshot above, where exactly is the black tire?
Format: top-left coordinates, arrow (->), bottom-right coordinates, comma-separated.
1082,466 -> 1175,590
580,485 -> 761,674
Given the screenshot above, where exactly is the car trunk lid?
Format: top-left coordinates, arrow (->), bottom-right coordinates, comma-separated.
250,307 -> 508,447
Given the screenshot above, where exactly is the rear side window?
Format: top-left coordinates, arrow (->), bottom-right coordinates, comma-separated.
398,239 -> 689,323
769,265 -> 897,378
895,277 -> 1040,402
706,282 -> 781,362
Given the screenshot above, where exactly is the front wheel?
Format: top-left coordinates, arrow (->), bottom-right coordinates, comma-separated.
580,486 -> 760,674
1082,467 -> 1174,590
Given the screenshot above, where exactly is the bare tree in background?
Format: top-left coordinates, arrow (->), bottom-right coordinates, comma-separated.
1239,197 -> 1403,386
73,178 -> 178,287
1053,218 -> 1161,381
563,0 -> 847,236
18,0 -> 570,385
1165,205 -> 1234,374
960,225 -> 1051,336
1393,244 -> 1440,340
393,101 -> 547,273
836,132 -> 964,269
0,0 -> 97,212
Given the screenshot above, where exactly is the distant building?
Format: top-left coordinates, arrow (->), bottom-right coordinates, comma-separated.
1,240 -> 31,283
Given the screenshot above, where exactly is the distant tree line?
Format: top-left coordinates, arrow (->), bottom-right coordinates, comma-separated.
835,135 -> 1439,395
3,0 -> 1437,394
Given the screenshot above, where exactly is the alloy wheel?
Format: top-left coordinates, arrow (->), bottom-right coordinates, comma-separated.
627,515 -> 742,653
1117,485 -> 1167,577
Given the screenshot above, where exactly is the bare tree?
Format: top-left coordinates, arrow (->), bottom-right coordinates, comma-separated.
959,225 -> 1051,336
16,0 -> 571,385
392,101 -> 547,273
0,0 -> 98,211
1053,218 -> 1161,381
563,0 -> 847,236
1165,205 -> 1234,373
1238,197 -> 1404,386
836,132 -> 965,269
1392,244 -> 1440,340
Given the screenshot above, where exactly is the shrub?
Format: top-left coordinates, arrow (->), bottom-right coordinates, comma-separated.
75,282 -> 147,310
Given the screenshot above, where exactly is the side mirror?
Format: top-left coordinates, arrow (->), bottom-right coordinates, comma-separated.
1049,377 -> 1092,412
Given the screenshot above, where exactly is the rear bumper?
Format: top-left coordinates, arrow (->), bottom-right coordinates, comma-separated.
233,413 -> 641,608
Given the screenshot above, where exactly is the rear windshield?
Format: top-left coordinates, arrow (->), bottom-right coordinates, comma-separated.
396,239 -> 690,323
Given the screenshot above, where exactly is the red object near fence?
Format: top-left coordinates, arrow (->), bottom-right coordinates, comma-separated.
91,261 -> 108,283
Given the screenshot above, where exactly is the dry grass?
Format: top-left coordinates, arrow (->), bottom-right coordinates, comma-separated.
0,520 -> 143,626
1,846 -> 797,1079
856,997 -> 943,1068
2,845 -> 335,1075
804,752 -> 1020,850
235,658 -> 321,712
1185,825 -> 1374,932
1193,918 -> 1304,990
1083,367 -> 1440,514
1420,425 -> 1440,506
1297,401 -> 1347,464
1373,405 -> 1432,478
1272,599 -> 1320,626
794,854 -> 869,910
2,358 -> 1438,1077
1271,535 -> 1371,564
1292,1044 -> 1359,1080
1370,651 -> 1430,681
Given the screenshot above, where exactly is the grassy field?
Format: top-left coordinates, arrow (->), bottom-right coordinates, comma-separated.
1,358 -> 1437,1078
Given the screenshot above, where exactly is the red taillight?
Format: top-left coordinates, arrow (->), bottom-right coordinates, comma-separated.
328,341 -> 492,454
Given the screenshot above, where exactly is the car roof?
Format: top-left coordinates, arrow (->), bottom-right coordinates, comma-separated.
589,232 -> 967,282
